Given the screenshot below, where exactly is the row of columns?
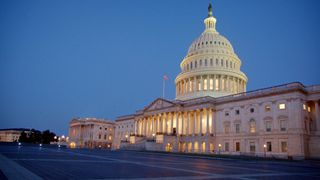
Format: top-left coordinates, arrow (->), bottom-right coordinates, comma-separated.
134,108 -> 215,137
176,75 -> 246,97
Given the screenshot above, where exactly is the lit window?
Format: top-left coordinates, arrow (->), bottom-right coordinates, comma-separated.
249,119 -> 256,133
266,121 -> 271,132
221,78 -> 225,90
209,78 -> 213,90
204,79 -> 207,90
215,78 -> 219,91
281,142 -> 287,152
265,105 -> 271,112
189,81 -> 192,92
198,81 -> 201,91
279,103 -> 286,110
307,106 -> 311,112
108,135 -> 112,141
303,104 -> 306,110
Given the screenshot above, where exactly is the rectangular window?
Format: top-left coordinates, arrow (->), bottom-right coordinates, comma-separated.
210,59 -> 213,66
266,121 -> 271,132
265,105 -> 271,112
280,120 -> 287,131
235,110 -> 240,115
198,81 -> 201,91
225,142 -> 229,152
250,142 -> 255,152
104,134 -> 107,140
279,103 -> 286,110
267,142 -> 272,152
225,111 -> 229,116
205,59 -> 207,66
235,124 -> 240,133
281,141 -> 287,152
236,142 -> 240,152
308,106 -> 311,112
215,79 -> 219,91
210,78 -> 213,90
224,125 -> 230,134
303,104 -> 306,110
204,79 -> 207,90
200,60 -> 202,66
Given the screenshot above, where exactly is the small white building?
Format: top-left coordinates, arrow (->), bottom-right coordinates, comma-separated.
68,118 -> 115,149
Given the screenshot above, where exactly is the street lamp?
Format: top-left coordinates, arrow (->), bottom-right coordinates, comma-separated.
263,144 -> 267,158
152,133 -> 155,141
125,134 -> 128,142
218,144 -> 222,154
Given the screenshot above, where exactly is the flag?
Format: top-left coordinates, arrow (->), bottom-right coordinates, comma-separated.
163,75 -> 168,81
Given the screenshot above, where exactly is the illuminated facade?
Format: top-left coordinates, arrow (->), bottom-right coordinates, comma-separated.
0,128 -> 31,142
114,4 -> 320,160
68,118 -> 114,149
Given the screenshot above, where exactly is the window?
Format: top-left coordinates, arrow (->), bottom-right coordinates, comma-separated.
279,103 -> 286,110
200,60 -> 202,66
266,121 -> 272,132
195,61 -> 197,68
221,78 -> 225,90
215,78 -> 219,91
224,124 -> 230,134
98,134 -> 101,139
204,79 -> 207,90
308,106 -> 311,112
250,142 -> 255,152
281,141 -> 287,152
198,81 -> 201,91
99,127 -> 102,130
250,108 -> 254,113
190,62 -> 193,69
280,120 -> 287,131
265,105 -> 271,112
108,135 -> 112,141
235,110 -> 240,115
210,59 -> 213,66
249,119 -> 256,133
303,104 -> 306,110
189,81 -> 193,92
205,59 -> 207,66
236,142 -> 240,152
225,142 -> 229,152
187,64 -> 189,71
216,59 -> 219,65
210,78 -> 213,90
235,124 -> 240,134
105,128 -> 107,130
104,134 -> 107,140
225,111 -> 229,116
221,59 -> 224,66
267,142 -> 272,152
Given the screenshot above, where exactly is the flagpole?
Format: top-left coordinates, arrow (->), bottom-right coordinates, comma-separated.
162,78 -> 165,99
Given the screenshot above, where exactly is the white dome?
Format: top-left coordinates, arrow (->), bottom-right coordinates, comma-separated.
175,4 -> 248,100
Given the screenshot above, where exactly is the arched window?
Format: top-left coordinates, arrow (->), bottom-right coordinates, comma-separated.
195,61 -> 198,68
249,119 -> 256,133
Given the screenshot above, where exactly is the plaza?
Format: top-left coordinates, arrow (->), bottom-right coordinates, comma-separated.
0,143 -> 320,179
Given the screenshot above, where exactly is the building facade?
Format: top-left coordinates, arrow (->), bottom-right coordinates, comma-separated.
68,118 -> 115,149
114,4 -> 320,159
0,128 -> 31,142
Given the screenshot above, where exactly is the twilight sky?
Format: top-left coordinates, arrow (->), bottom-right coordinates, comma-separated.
1,0 -> 319,135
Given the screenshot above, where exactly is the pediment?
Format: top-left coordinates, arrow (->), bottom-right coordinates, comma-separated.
144,98 -> 175,112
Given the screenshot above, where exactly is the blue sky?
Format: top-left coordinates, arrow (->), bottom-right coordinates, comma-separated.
1,0 -> 319,135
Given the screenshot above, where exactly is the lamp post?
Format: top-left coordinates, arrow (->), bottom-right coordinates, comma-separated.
263,144 -> 267,158
152,133 -> 155,141
218,144 -> 221,154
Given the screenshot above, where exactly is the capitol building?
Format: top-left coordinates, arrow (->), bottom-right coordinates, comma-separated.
69,4 -> 320,160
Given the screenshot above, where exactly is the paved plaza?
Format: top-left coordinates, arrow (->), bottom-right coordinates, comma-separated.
0,144 -> 320,179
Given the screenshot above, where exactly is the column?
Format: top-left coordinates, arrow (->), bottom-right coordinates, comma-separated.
181,112 -> 184,135
212,109 -> 215,135
176,112 -> 180,135
200,75 -> 203,91
193,111 -> 196,136
206,109 -> 210,134
199,109 -> 203,135
187,111 -> 190,135
206,75 -> 210,91
213,75 -> 216,91
171,112 -> 174,134
315,101 -> 320,131
157,115 -> 160,133
165,113 -> 168,134
193,77 -> 197,92
219,76 -> 222,91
